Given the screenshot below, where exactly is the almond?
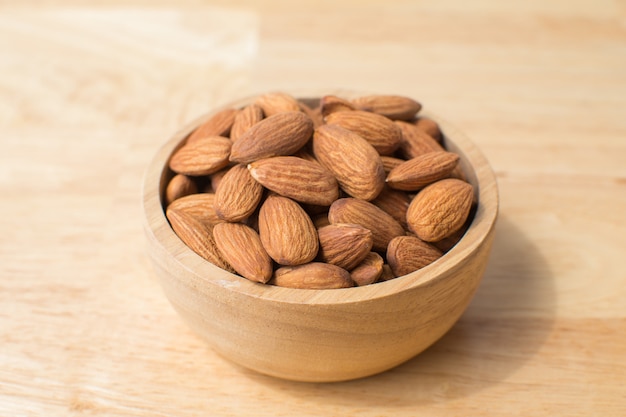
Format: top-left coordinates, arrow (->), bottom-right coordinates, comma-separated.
165,208 -> 233,272
380,156 -> 405,174
350,252 -> 384,286
187,108 -> 238,143
255,92 -> 301,116
413,117 -> 442,142
258,194 -> 319,265
319,95 -> 356,117
230,112 -> 314,164
312,124 -> 385,201
165,174 -> 198,205
213,222 -> 273,283
167,193 -> 222,227
169,136 -> 232,176
248,156 -> 339,206
378,264 -> 396,282
214,164 -> 264,222
273,263 -> 354,289
386,151 -> 459,191
328,198 -> 404,252
406,178 -> 474,242
371,187 -> 411,229
317,223 -> 373,270
386,235 -> 443,276
230,104 -> 264,142
395,120 -> 444,159
325,110 -> 402,156
351,95 -> 421,120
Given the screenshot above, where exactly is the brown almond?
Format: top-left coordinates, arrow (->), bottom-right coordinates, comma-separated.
413,117 -> 442,142
350,252 -> 384,286
380,156 -> 406,174
258,194 -> 319,266
230,104 -> 264,142
319,95 -> 356,117
317,223 -> 373,270
406,178 -> 474,242
386,235 -> 443,276
214,164 -> 264,222
230,112 -> 314,164
273,263 -> 354,289
371,186 -> 411,229
395,120 -> 445,159
165,174 -> 198,206
165,208 -> 233,272
248,156 -> 339,206
328,198 -> 404,252
169,136 -> 232,176
351,95 -> 421,120
312,124 -> 385,201
167,193 -> 222,227
213,222 -> 273,283
386,151 -> 459,191
255,92 -> 301,116
187,108 -> 238,143
378,264 -> 396,282
325,110 -> 403,156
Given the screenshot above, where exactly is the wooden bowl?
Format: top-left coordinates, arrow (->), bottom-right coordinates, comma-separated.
142,94 -> 499,382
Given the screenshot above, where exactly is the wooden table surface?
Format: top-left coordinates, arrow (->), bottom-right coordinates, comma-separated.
2,1 -> 625,415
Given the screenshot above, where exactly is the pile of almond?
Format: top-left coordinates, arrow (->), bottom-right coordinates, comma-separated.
164,92 -> 475,289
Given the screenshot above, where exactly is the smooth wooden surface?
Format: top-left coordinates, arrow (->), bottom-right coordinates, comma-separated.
1,0 -> 625,414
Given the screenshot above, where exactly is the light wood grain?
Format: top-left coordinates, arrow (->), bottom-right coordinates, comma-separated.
1,0 -> 625,415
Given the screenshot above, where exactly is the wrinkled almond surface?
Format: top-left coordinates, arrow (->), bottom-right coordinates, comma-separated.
317,223 -> 373,270
351,95 -> 422,120
169,136 -> 232,176
386,151 -> 459,191
386,235 -> 443,276
273,263 -> 354,289
325,110 -> 403,156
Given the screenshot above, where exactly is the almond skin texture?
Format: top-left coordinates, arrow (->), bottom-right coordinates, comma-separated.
187,108 -> 238,143
350,252 -> 384,286
230,112 -> 314,164
325,110 -> 403,156
248,156 -> 339,206
371,186 -> 411,229
386,151 -> 460,191
167,193 -> 222,227
165,174 -> 198,206
169,136 -> 232,176
413,117 -> 442,142
165,208 -> 233,272
407,178 -> 474,242
255,92 -> 301,116
312,124 -> 385,201
380,156 -> 405,174
351,95 -> 422,120
258,194 -> 319,266
319,95 -> 356,117
317,223 -> 374,270
386,235 -> 443,277
273,263 -> 354,289
230,104 -> 264,142
214,164 -> 264,222
328,198 -> 405,252
395,121 -> 445,159
212,222 -> 273,283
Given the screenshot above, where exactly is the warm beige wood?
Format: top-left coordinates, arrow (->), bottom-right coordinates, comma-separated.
1,0 -> 625,414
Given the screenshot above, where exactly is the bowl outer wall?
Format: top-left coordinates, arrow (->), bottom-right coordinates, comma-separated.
142,95 -> 499,382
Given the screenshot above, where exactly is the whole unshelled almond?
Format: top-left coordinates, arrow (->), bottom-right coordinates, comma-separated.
407,178 -> 474,242
386,235 -> 443,276
248,156 -> 339,206
386,151 -> 459,191
351,95 -> 422,120
325,110 -> 403,156
312,124 -> 385,201
230,104 -> 264,142
169,136 -> 232,176
350,252 -> 384,286
258,194 -> 319,266
395,121 -> 444,159
319,95 -> 356,117
187,108 -> 238,143
255,92 -> 301,116
165,208 -> 233,272
230,112 -> 314,164
317,223 -> 373,270
165,174 -> 198,206
213,222 -> 273,283
328,198 -> 404,252
214,164 -> 264,222
167,193 -> 222,227
273,262 -> 354,289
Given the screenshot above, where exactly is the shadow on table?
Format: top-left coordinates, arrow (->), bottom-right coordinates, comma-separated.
240,215 -> 556,407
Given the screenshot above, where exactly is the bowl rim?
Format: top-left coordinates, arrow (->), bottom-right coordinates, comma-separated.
142,93 -> 499,306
